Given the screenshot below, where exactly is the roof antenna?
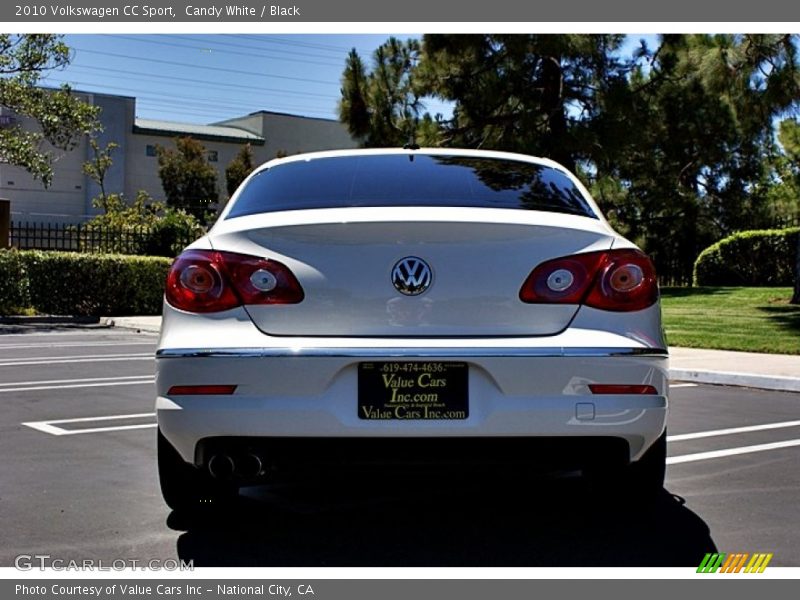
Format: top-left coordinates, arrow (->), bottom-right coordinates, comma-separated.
403,132 -> 419,156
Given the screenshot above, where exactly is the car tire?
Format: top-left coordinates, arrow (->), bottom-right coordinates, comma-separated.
586,430 -> 667,505
627,428 -> 667,495
157,428 -> 237,512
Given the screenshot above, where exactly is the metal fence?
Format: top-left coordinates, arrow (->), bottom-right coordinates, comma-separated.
9,221 -> 194,256
657,264 -> 694,288
767,214 -> 800,229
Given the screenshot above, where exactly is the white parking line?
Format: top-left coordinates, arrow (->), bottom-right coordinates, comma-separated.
36,412 -> 155,423
1,378 -> 154,393
0,331 -> 156,339
0,354 -> 152,367
668,439 -> 800,464
0,341 -> 155,350
668,419 -> 800,442
53,423 -> 157,435
22,413 -> 157,436
669,383 -> 698,388
0,375 -> 154,388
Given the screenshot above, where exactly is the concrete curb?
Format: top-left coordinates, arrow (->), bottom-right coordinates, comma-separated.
670,369 -> 800,393
0,315 -> 102,325
103,317 -> 161,334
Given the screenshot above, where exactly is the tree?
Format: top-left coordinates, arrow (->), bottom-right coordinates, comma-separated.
339,34 -> 800,286
339,38 -> 430,147
598,34 -> 800,283
0,34 -> 99,186
419,34 -> 631,171
82,139 -> 118,213
339,49 -> 371,141
81,139 -> 205,256
156,136 -> 218,222
225,143 -> 255,197
778,119 -> 800,304
81,190 -> 205,257
767,122 -> 800,221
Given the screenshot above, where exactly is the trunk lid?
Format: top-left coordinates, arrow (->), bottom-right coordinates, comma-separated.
210,207 -> 615,337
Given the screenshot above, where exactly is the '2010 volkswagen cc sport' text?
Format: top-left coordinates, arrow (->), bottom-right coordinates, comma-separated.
155,148 -> 668,510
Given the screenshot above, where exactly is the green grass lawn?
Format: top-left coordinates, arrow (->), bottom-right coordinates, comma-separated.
660,287 -> 800,354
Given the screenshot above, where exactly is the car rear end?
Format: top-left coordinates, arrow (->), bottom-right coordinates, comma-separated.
155,149 -> 668,509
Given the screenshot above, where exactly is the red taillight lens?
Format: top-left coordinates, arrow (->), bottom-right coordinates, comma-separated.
588,384 -> 658,395
221,253 -> 305,305
519,251 -> 607,304
584,249 -> 658,312
168,385 -> 237,395
166,250 -> 239,313
519,249 -> 658,312
165,250 -> 304,313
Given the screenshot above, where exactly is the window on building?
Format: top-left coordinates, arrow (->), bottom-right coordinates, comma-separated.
207,151 -> 218,162
145,145 -> 157,157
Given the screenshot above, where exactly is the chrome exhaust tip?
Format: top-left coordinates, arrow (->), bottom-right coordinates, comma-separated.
208,454 -> 235,479
237,453 -> 263,478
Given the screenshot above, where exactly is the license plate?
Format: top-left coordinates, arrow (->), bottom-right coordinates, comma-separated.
358,362 -> 468,420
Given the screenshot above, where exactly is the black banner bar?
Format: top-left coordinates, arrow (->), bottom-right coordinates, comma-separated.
3,0 -> 800,22
3,580 -> 799,600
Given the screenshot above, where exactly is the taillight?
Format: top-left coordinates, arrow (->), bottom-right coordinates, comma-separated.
588,384 -> 658,395
165,250 -> 304,313
168,385 -> 238,395
520,249 -> 658,312
519,252 -> 607,304
585,249 -> 658,311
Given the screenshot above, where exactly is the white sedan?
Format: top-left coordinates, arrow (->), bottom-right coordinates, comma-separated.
155,148 -> 668,511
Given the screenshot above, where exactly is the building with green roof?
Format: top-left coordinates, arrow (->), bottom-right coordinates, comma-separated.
0,91 -> 356,224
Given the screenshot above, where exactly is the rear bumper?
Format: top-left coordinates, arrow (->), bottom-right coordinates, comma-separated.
156,347 -> 668,466
193,436 -> 634,479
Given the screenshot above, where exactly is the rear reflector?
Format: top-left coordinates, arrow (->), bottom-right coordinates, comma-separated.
167,385 -> 237,395
588,384 -> 658,395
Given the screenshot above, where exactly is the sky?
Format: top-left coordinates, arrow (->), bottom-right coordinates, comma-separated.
40,34 -> 656,127
39,34 -> 455,124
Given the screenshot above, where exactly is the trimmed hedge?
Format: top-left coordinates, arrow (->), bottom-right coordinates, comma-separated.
0,250 -> 30,314
0,249 -> 172,316
693,227 -> 800,286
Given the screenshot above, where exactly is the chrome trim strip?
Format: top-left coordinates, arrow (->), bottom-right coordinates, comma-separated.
156,347 -> 668,359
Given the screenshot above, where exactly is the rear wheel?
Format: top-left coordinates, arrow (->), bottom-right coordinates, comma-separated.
627,429 -> 667,496
585,430 -> 666,505
157,429 -> 238,512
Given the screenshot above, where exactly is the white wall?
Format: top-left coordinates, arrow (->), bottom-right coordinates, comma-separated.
1,95 -> 357,224
0,119 -> 90,223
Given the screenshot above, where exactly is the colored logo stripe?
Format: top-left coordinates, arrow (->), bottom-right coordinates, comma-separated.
697,553 -> 726,573
697,552 -> 773,573
745,553 -> 773,573
720,553 -> 749,573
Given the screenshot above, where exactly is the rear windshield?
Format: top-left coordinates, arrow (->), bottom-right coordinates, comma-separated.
226,154 -> 597,219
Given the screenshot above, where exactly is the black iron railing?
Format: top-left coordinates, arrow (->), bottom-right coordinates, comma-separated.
9,221 -> 195,257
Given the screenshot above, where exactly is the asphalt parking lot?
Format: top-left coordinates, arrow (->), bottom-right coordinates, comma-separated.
0,328 -> 798,567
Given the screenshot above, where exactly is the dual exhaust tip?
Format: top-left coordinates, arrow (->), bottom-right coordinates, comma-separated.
207,453 -> 263,480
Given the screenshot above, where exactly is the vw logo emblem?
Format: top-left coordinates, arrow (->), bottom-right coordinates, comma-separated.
391,257 -> 432,296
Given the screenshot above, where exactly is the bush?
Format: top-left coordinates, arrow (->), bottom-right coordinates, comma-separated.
136,210 -> 205,257
0,249 -> 171,316
0,250 -> 31,314
693,228 -> 800,286
80,191 -> 206,257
